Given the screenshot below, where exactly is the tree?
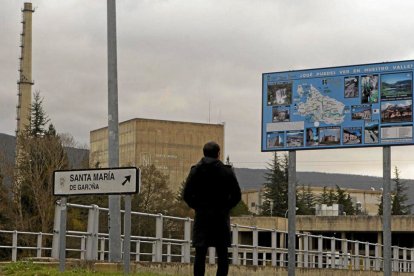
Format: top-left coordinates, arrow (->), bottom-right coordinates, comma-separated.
172,180 -> 194,218
378,167 -> 412,215
136,164 -> 176,214
377,195 -> 384,215
318,186 -> 330,205
134,165 -> 181,243
335,186 -> 355,215
318,186 -> 337,206
261,153 -> 288,217
391,167 -> 412,215
0,167 -> 10,228
29,91 -> 50,137
230,201 -> 250,216
13,91 -> 69,232
297,184 -> 315,215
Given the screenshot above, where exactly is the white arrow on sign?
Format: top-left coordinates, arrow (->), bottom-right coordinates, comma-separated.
53,167 -> 140,196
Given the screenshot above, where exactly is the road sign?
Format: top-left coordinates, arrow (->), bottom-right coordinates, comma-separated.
53,167 -> 140,196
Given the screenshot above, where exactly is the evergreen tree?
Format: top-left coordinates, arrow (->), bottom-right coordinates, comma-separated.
327,188 -> 336,205
297,184 -> 315,215
335,186 -> 355,215
391,167 -> 412,215
378,167 -> 412,215
377,195 -> 384,215
317,186 -> 336,205
261,153 -> 288,217
318,186 -> 330,204
28,91 -> 50,137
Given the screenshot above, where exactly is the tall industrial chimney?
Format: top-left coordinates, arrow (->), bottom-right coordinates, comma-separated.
13,2 -> 35,227
16,2 -> 34,137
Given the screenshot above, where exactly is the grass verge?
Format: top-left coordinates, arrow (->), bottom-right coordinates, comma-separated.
0,261 -> 177,276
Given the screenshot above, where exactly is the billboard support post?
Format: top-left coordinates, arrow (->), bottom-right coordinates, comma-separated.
383,146 -> 392,276
288,150 -> 296,276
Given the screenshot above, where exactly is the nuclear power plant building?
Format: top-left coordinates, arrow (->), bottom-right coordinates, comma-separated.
90,118 -> 225,193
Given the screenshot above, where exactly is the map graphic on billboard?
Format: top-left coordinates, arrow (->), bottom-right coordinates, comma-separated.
262,60 -> 414,151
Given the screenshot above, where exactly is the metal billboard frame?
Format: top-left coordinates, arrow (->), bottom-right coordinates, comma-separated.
262,60 -> 414,152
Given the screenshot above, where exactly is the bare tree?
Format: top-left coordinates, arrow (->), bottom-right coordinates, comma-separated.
16,131 -> 68,232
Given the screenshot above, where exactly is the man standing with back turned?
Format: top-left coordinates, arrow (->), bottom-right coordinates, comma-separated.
184,141 -> 241,276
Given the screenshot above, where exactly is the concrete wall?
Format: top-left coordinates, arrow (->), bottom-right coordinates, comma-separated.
232,215 -> 414,233
93,262 -> 414,276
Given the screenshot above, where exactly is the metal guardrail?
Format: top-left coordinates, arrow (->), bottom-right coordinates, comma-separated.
1,201 -> 414,272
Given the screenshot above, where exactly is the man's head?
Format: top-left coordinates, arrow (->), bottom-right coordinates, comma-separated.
203,141 -> 220,159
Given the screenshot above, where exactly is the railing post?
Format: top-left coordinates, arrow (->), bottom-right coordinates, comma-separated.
403,248 -> 407,272
100,238 -> 106,261
183,217 -> 191,263
80,236 -> 86,260
342,238 -> 348,269
209,247 -> 216,264
36,232 -> 42,258
304,234 -> 309,268
12,230 -> 17,262
136,241 -> 140,262
354,241 -> 360,270
155,214 -> 163,262
51,200 -> 62,259
393,247 -> 399,272
253,227 -> 258,266
318,236 -> 323,268
374,243 -> 380,271
232,224 -> 239,265
280,233 -> 286,267
411,249 -> 414,272
365,242 -> 370,271
152,242 -> 156,262
86,204 -> 99,260
167,243 -> 171,263
331,237 -> 336,269
271,229 -> 277,267
297,234 -> 303,268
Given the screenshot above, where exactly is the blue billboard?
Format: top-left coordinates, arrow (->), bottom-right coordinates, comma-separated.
262,60 -> 414,151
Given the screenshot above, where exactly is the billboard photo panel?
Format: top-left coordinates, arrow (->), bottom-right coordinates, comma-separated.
262,60 -> 414,151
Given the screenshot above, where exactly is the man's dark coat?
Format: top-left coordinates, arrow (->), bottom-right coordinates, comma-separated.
183,157 -> 241,247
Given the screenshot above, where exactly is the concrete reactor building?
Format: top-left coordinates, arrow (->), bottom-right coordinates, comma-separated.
90,118 -> 225,193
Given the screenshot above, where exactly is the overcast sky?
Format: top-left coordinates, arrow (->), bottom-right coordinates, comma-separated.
2,0 -> 414,179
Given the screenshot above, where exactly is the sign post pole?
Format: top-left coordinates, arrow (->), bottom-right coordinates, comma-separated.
288,150 -> 296,276
123,195 -> 132,273
58,196 -> 67,272
383,146 -> 392,276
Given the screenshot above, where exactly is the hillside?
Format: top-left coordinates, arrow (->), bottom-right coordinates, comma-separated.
0,133 -> 88,188
234,168 -> 386,190
234,168 -> 414,205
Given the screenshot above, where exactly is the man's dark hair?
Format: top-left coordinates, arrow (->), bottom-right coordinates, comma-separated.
203,141 -> 220,158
